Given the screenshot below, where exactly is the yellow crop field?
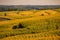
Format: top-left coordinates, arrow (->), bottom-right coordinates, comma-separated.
0,9 -> 60,40
1,30 -> 60,40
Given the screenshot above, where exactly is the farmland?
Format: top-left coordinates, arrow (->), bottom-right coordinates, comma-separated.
0,8 -> 60,40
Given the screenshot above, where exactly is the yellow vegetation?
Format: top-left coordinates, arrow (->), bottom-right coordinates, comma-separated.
0,9 -> 60,40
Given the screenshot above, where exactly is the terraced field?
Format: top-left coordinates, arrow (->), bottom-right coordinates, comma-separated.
0,9 -> 60,40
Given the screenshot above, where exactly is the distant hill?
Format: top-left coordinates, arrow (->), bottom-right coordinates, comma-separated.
0,5 -> 60,11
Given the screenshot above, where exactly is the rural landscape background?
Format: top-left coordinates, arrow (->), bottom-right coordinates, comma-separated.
0,5 -> 60,40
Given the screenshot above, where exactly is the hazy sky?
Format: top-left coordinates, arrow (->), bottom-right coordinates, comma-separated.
0,0 -> 60,5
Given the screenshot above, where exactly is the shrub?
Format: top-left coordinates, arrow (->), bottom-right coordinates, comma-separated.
41,14 -> 44,16
12,23 -> 25,29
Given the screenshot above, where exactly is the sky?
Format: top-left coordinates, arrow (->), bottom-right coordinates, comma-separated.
0,0 -> 60,5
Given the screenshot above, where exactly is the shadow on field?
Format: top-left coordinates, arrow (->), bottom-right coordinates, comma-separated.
0,17 -> 11,21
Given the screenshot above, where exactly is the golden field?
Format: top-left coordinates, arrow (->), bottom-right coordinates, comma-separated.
0,9 -> 60,40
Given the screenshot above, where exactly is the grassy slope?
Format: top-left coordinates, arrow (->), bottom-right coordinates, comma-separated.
0,9 -> 60,40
